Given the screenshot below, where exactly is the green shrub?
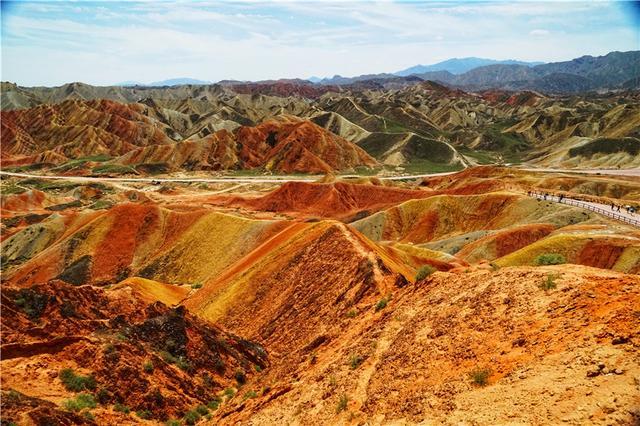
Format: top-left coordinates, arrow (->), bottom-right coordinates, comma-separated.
59,368 -> 97,392
416,265 -> 436,281
165,420 -> 181,426
254,364 -> 262,372
13,288 -> 50,320
136,410 -> 152,419
176,357 -> 192,372
234,370 -> 246,385
375,297 -> 389,311
183,409 -> 201,425
223,387 -> 235,400
336,394 -> 348,413
207,397 -> 221,410
469,368 -> 491,386
143,361 -> 154,373
349,354 -> 363,370
539,273 -> 558,291
191,283 -> 203,289
243,390 -> 258,400
114,402 -> 130,414
195,404 -> 209,416
534,253 -> 566,266
82,412 -> 95,421
96,388 -> 111,404
346,309 -> 358,318
63,393 -> 97,411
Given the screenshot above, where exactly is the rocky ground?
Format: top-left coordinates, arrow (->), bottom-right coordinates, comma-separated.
1,167 -> 639,425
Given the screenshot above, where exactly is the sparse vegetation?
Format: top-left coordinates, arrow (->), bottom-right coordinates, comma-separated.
114,402 -> 130,414
136,410 -> 152,419
183,409 -> 201,425
346,309 -> 358,318
191,282 -> 203,289
59,368 -> 97,392
336,394 -> 349,413
63,393 -> 97,411
416,265 -> 436,281
375,296 -> 390,311
165,420 -> 181,426
535,253 -> 566,265
82,411 -> 96,421
235,370 -> 247,385
469,368 -> 491,386
143,360 -> 154,373
13,288 -> 50,320
223,387 -> 236,400
207,397 -> 221,410
243,390 -> 258,400
539,273 -> 558,291
349,354 -> 364,370
195,404 -> 209,416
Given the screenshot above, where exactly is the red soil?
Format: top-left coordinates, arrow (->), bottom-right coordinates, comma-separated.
226,181 -> 430,219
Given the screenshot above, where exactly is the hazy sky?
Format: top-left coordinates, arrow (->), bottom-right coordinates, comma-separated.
2,0 -> 638,86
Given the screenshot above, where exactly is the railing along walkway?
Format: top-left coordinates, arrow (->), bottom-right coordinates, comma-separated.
528,192 -> 640,228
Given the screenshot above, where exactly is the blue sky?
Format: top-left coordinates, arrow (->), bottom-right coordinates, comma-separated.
1,1 -> 638,86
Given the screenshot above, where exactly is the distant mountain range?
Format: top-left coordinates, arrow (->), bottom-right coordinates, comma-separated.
395,57 -> 544,76
116,78 -> 212,87
314,51 -> 640,92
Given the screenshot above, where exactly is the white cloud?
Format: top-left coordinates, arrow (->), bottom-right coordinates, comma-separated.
529,29 -> 550,37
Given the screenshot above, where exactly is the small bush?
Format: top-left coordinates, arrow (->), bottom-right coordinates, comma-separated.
82,412 -> 95,421
416,265 -> 436,281
375,297 -> 389,311
96,388 -> 111,404
349,354 -> 363,370
346,309 -> 358,318
165,420 -> 181,426
176,357 -> 192,372
59,368 -> 97,392
114,403 -> 130,414
234,370 -> 246,385
223,387 -> 235,400
183,409 -> 201,425
539,274 -> 558,291
63,393 -> 97,412
254,364 -> 262,372
469,368 -> 491,386
143,361 -> 154,373
336,394 -> 348,413
160,350 -> 176,364
136,410 -> 152,419
195,404 -> 209,416
534,253 -> 566,266
243,390 -> 258,400
191,283 -> 203,289
13,289 -> 50,320
207,397 -> 221,410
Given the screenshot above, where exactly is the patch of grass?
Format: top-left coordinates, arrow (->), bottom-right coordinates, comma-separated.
349,354 -> 364,370
59,368 -> 97,392
336,394 -> 348,413
114,403 -> 130,414
415,265 -> 436,281
539,273 -> 558,291
223,387 -> 236,400
13,288 -> 50,320
195,405 -> 209,416
207,397 -> 221,410
90,200 -> 113,210
92,164 -> 136,175
63,393 -> 97,412
400,158 -> 464,174
534,253 -> 566,266
136,410 -> 152,419
243,390 -> 258,400
143,361 -> 154,373
182,409 -> 201,425
375,296 -> 390,312
469,368 -> 491,386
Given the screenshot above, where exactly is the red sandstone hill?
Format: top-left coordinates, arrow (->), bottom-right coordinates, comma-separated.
115,117 -> 378,173
1,100 -> 172,166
